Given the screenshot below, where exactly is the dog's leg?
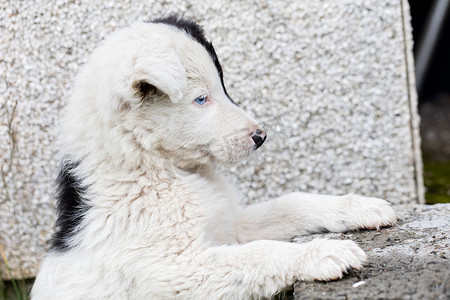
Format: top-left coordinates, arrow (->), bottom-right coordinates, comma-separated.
234,193 -> 396,243
183,238 -> 367,299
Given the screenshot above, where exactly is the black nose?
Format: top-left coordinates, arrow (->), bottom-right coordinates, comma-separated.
251,129 -> 267,150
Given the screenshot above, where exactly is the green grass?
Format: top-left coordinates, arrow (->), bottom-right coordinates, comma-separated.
0,279 -> 31,300
0,244 -> 30,300
423,160 -> 450,204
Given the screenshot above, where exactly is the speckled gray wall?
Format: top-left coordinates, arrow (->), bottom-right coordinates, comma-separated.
0,0 -> 422,278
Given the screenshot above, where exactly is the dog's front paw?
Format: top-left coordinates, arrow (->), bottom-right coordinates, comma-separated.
298,239 -> 368,281
345,195 -> 397,230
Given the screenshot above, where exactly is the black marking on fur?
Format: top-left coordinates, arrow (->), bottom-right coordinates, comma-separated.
152,16 -> 237,106
49,159 -> 90,252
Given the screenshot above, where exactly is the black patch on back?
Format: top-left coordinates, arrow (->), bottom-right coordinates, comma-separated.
152,16 -> 237,105
49,159 -> 90,252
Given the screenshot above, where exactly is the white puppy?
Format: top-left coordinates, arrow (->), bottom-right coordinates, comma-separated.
32,16 -> 396,300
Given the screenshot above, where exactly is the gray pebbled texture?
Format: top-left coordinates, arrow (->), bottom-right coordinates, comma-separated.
0,0 -> 422,278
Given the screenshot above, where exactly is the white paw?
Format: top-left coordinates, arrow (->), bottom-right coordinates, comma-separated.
344,195 -> 397,230
298,239 -> 368,281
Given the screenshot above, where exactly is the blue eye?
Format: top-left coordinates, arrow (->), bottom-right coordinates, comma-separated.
194,95 -> 207,105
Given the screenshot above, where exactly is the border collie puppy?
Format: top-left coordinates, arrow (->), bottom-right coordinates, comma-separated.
32,16 -> 396,299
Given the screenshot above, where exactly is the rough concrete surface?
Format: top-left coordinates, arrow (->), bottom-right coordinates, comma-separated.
292,204 -> 450,300
1,0 -> 423,278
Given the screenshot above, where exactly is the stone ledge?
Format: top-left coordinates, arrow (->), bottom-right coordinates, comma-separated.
292,204 -> 450,300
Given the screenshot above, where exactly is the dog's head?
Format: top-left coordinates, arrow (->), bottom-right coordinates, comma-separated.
67,16 -> 266,168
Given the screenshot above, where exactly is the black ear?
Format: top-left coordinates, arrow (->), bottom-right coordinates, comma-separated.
132,80 -> 163,102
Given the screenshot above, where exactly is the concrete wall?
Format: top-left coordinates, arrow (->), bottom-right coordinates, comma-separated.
0,0 -> 422,279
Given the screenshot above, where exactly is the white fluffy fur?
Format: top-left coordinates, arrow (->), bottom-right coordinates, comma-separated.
32,21 -> 396,299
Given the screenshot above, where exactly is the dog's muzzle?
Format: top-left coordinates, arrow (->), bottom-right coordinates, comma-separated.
251,129 -> 267,150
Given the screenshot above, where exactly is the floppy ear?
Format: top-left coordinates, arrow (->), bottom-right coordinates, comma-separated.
131,49 -> 186,103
